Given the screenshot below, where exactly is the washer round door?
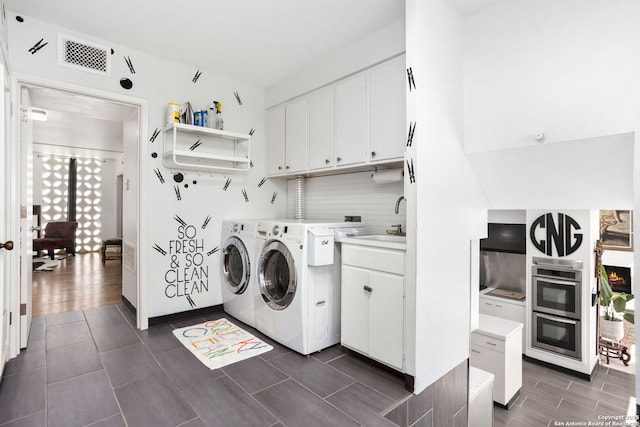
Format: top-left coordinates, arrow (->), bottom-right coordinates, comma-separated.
222,236 -> 251,295
258,240 -> 297,311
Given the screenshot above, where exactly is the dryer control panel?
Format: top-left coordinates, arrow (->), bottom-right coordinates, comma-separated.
257,222 -> 305,244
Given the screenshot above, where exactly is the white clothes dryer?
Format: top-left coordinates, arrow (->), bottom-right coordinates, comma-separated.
254,219 -> 363,355
220,220 -> 258,327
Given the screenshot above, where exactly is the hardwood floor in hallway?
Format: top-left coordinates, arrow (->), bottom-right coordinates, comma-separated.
32,252 -> 122,317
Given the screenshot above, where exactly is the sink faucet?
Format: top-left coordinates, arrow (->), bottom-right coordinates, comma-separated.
395,196 -> 405,214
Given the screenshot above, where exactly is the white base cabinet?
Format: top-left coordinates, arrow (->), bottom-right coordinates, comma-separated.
470,314 -> 522,408
341,243 -> 404,371
479,290 -> 526,352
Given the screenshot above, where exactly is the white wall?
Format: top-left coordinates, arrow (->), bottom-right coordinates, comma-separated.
468,133 -> 634,210
464,0 -> 640,153
266,18 -> 405,108
406,0 -> 487,394
8,12 -> 287,317
488,210 -> 526,224
286,170 -> 405,234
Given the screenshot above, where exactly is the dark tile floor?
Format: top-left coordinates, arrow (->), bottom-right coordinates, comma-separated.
0,305 -> 411,427
494,357 -> 636,427
1,304 -> 636,427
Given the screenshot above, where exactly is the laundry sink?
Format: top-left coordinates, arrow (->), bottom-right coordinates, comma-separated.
340,234 -> 406,250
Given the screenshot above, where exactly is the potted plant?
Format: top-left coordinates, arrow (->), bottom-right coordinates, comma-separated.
599,265 -> 634,341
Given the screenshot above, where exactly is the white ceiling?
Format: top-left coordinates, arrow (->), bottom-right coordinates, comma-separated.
6,0 -> 406,88
7,0 -> 499,156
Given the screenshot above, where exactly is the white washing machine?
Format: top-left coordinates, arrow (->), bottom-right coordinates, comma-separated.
220,220 -> 258,327
254,219 -> 363,355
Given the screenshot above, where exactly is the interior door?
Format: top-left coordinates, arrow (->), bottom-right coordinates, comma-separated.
19,86 -> 33,348
0,63 -> 12,380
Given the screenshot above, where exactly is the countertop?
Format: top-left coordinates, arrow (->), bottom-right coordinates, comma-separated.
474,313 -> 523,340
340,235 -> 406,250
480,287 -> 526,305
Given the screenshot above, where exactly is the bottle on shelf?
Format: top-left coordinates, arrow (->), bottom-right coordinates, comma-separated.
214,101 -> 224,131
207,102 -> 216,129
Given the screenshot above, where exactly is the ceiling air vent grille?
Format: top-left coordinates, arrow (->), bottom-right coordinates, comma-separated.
58,34 -> 111,76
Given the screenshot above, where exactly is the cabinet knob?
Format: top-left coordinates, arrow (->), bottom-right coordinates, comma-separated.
337,157 -> 342,162
325,159 -> 330,164
286,166 -> 290,169
278,166 -> 282,170
363,285 -> 372,293
371,151 -> 376,157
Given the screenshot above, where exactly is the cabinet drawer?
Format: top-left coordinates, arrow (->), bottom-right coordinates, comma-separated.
342,244 -> 404,275
471,332 -> 505,353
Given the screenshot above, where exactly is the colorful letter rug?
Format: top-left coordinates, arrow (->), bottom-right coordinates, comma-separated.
172,318 -> 273,370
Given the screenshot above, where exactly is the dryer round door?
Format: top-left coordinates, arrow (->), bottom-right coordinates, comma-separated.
222,236 -> 251,295
258,240 -> 297,311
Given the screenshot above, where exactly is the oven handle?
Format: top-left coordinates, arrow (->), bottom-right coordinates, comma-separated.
536,312 -> 579,325
532,276 -> 578,287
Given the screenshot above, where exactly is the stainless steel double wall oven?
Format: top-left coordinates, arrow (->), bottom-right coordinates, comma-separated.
531,257 -> 584,359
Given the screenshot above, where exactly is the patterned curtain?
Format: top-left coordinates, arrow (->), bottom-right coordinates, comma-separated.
67,158 -> 77,222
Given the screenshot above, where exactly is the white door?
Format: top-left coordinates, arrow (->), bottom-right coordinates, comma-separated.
368,55 -> 406,162
308,87 -> 334,171
19,86 -> 33,348
284,98 -> 307,173
266,107 -> 285,175
334,73 -> 367,167
0,63 -> 13,380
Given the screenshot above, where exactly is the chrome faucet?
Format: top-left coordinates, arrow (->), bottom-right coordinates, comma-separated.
394,196 -> 405,214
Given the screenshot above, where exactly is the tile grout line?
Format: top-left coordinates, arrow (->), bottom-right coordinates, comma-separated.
82,308 -> 128,427
258,354 -> 384,426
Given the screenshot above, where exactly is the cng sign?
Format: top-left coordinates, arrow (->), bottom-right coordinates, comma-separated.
529,212 -> 583,257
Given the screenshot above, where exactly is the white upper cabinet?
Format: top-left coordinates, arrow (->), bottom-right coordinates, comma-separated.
335,73 -> 367,167
308,87 -> 334,170
265,54 -> 406,177
266,106 -> 285,175
284,98 -> 308,173
368,55 -> 406,162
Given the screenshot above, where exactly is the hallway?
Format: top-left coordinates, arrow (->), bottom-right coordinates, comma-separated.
32,252 -> 122,317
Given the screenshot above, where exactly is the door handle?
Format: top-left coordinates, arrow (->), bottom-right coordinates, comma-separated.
363,285 -> 372,293
0,241 -> 14,250
31,226 -> 41,232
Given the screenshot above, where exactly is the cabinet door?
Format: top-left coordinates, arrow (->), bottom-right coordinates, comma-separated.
341,265 -> 370,355
308,88 -> 334,170
493,301 -> 526,353
368,55 -> 406,162
369,271 -> 404,370
266,107 -> 285,175
335,73 -> 367,167
493,301 -> 525,325
479,297 -> 495,315
470,344 -> 505,405
285,98 -> 308,173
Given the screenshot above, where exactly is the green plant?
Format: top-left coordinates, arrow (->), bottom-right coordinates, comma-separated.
600,265 -> 634,324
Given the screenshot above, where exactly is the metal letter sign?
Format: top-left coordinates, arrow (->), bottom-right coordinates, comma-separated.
530,213 -> 583,257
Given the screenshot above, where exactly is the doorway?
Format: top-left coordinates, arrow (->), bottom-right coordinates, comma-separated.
11,77 -> 147,353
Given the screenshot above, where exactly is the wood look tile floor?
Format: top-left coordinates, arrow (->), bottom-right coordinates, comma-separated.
32,252 -> 122,317
494,360 -> 636,427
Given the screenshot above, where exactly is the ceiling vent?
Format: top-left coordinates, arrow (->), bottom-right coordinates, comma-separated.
58,34 -> 111,76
